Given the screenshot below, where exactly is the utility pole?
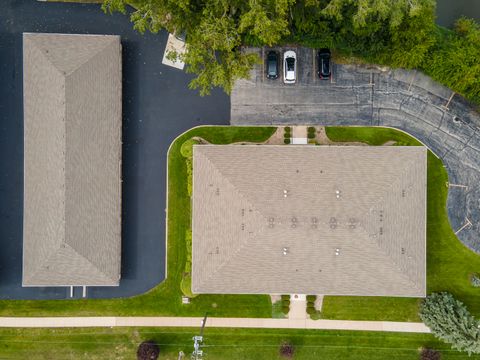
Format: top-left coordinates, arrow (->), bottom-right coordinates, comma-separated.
191,313 -> 208,360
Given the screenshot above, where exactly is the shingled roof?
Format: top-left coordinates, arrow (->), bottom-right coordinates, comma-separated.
22,33 -> 122,286
192,145 -> 427,296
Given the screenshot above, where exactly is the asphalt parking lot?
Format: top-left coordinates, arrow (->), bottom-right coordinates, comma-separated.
233,46 -> 480,253
0,0 -> 229,299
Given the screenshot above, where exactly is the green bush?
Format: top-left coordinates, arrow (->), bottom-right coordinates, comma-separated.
185,158 -> 193,197
281,295 -> 290,301
471,274 -> 480,288
306,295 -> 316,302
283,132 -> 291,138
282,299 -> 290,307
307,132 -> 316,139
422,18 -> 480,104
281,306 -> 290,314
284,127 -> 291,133
180,138 -> 199,158
284,138 -> 291,144
306,306 -> 316,315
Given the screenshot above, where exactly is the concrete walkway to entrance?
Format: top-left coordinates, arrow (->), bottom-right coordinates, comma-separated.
289,294 -> 307,320
0,316 -> 430,333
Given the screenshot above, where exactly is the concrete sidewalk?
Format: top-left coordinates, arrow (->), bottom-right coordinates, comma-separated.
0,317 -> 430,333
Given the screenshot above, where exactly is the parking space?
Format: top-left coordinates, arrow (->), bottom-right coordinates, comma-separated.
250,46 -> 336,87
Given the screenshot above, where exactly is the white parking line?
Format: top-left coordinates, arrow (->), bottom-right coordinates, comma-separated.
455,217 -> 472,235
408,70 -> 416,91
443,92 -> 455,110
448,183 -> 468,189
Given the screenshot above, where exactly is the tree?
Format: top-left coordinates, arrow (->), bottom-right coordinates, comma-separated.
102,0 -> 293,95
137,340 -> 160,360
419,292 -> 480,355
422,17 -> 480,104
420,348 -> 441,360
279,342 -> 294,358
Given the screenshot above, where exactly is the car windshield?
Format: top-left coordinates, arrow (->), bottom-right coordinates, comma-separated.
268,60 -> 276,74
286,58 -> 295,71
322,59 -> 329,74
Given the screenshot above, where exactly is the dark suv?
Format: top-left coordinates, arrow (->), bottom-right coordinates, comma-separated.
266,51 -> 279,80
317,48 -> 331,80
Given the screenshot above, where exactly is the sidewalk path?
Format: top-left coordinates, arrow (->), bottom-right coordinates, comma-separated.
0,317 -> 430,333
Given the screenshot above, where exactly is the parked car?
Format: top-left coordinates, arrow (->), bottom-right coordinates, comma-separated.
317,48 -> 331,80
283,50 -> 296,84
266,51 -> 279,80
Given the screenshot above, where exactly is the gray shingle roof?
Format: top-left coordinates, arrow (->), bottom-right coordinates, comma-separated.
22,33 -> 122,286
192,145 -> 427,296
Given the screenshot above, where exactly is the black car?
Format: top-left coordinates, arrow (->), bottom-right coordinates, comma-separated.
266,50 -> 279,80
317,48 -> 331,80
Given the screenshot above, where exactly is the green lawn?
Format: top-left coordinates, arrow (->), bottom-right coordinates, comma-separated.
0,126 -> 275,318
1,327 -> 479,360
321,127 -> 480,321
325,126 -> 423,146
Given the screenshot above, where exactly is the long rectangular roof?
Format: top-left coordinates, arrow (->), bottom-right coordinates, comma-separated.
22,33 -> 122,286
192,145 -> 427,296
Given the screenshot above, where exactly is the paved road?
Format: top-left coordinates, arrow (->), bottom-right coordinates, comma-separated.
232,48 -> 480,253
0,0 -> 230,299
0,316 -> 430,333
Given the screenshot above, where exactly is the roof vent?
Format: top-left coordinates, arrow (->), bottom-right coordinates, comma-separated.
283,189 -> 288,198
335,190 -> 341,199
283,247 -> 289,255
335,248 -> 341,256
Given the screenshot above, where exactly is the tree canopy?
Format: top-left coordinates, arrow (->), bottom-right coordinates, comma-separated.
103,0 -> 437,95
420,292 -> 480,355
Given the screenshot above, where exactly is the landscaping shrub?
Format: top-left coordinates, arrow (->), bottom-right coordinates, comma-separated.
306,306 -> 316,315
281,306 -> 290,314
422,18 -> 480,105
281,295 -> 290,301
180,138 -> 199,197
279,342 -> 294,358
471,273 -> 480,288
284,132 -> 291,138
137,340 -> 159,360
284,138 -> 291,144
306,295 -> 316,302
420,348 -> 441,360
180,138 -> 199,158
420,292 -> 480,355
282,299 -> 290,307
284,127 -> 291,133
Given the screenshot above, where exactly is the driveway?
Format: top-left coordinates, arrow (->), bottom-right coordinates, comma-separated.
0,0 -> 229,299
232,47 -> 480,253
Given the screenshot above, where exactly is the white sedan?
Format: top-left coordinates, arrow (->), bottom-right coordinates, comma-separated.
283,50 -> 296,84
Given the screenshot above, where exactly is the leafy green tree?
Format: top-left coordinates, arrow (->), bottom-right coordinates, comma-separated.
102,0 -> 292,95
419,292 -> 480,355
422,17 -> 480,103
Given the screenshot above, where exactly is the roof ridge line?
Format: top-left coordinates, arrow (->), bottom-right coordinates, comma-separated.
64,243 -> 118,282
66,38 -> 118,77
24,242 -> 117,284
194,149 -> 269,290
27,37 -> 65,76
355,156 -> 423,290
